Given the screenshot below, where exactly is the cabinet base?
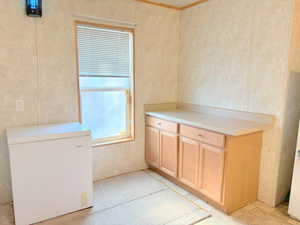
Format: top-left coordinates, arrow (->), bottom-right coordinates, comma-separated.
148,166 -> 251,214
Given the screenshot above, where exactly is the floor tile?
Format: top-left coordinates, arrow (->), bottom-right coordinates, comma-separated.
232,203 -> 300,225
91,189 -> 209,225
93,170 -> 167,212
44,189 -> 209,225
144,170 -> 166,181
156,178 -> 190,196
4,170 -> 300,225
195,216 -> 242,225
0,204 -> 14,225
165,211 -> 211,225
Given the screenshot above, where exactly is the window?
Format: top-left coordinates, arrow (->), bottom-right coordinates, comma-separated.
76,22 -> 134,145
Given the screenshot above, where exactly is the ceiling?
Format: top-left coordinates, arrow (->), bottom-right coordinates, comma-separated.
135,0 -> 209,10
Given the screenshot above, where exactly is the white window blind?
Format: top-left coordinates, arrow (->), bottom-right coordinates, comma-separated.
77,25 -> 132,77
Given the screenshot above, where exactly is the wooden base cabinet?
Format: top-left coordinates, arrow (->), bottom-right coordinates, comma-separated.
145,116 -> 262,213
160,131 -> 178,177
199,144 -> 225,203
178,137 -> 200,189
145,126 -> 160,168
145,116 -> 178,177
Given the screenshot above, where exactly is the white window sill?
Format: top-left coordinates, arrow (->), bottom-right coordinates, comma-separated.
92,137 -> 134,148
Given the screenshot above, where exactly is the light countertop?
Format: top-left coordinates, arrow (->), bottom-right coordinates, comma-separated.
145,110 -> 273,136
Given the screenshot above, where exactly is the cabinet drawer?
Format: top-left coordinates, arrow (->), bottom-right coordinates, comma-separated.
180,125 -> 225,148
146,116 -> 178,133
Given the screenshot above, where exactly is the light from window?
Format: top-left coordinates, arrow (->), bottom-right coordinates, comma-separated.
76,23 -> 134,143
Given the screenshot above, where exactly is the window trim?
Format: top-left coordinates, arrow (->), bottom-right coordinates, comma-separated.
74,20 -> 135,147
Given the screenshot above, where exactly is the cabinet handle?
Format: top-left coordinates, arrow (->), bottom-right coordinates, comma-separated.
157,122 -> 162,126
198,134 -> 203,137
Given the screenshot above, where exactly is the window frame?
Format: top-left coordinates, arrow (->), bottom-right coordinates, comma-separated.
74,21 -> 135,147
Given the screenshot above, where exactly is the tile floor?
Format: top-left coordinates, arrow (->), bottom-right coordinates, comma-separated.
1,169 -> 300,225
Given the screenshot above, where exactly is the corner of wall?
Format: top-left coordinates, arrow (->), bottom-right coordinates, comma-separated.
272,0 -> 300,206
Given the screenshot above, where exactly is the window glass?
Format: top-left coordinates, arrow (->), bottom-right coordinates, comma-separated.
79,77 -> 130,89
80,91 -> 128,140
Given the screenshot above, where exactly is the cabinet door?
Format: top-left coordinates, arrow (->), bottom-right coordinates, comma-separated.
199,144 -> 225,202
160,131 -> 178,177
178,137 -> 200,188
145,126 -> 160,168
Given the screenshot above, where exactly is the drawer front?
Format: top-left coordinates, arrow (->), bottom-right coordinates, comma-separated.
180,125 -> 225,148
146,116 -> 178,133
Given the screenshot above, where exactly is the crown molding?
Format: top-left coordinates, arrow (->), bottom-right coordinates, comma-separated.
135,0 -> 209,10
180,0 -> 209,10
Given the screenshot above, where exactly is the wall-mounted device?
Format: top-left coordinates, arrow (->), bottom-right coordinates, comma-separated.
26,0 -> 42,17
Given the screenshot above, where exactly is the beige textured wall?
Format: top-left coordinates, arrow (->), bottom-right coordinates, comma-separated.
0,0 -> 180,204
290,0 -> 300,72
179,0 -> 294,206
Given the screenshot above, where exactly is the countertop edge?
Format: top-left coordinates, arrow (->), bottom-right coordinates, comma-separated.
145,111 -> 272,136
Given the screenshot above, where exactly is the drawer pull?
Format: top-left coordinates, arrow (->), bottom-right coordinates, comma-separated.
198,134 -> 203,137
146,116 -> 178,133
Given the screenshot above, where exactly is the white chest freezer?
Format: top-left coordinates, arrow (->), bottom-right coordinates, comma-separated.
7,123 -> 93,225
289,121 -> 300,221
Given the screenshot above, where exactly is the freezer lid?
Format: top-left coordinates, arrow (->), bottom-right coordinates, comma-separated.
6,123 -> 91,145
